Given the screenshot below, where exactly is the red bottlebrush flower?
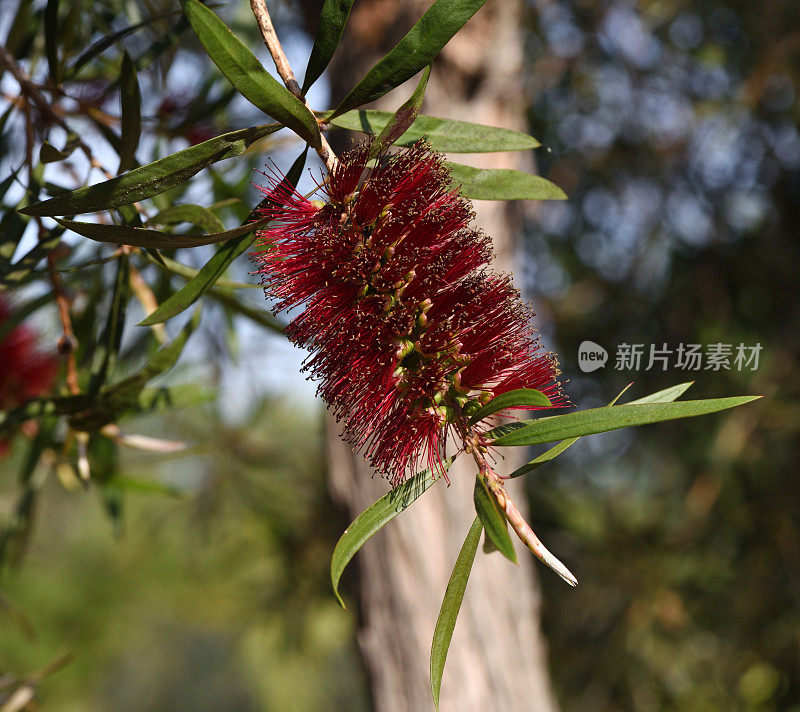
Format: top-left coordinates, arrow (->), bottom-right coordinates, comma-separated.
0,296 -> 57,453
251,142 -> 566,484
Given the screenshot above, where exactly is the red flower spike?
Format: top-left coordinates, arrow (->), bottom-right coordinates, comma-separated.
251,141 -> 567,485
0,295 -> 58,454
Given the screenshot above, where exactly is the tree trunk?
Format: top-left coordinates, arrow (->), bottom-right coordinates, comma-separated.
307,1 -> 559,709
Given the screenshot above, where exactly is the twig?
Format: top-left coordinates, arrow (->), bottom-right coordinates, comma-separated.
128,262 -> 168,344
456,407 -> 578,586
249,0 -> 339,172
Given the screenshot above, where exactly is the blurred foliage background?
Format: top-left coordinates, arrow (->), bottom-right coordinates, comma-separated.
0,0 -> 797,710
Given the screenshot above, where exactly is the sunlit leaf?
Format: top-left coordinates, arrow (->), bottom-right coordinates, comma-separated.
183,0 -> 321,147
506,382 -> 695,478
446,162 -> 567,201
430,516 -> 482,711
473,475 -> 516,563
491,396 -> 761,448
330,0 -> 488,119
329,110 -> 541,152
331,457 -> 455,608
468,388 -> 552,425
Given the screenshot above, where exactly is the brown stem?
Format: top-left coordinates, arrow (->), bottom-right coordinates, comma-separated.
17,88 -> 80,397
47,254 -> 81,395
453,404 -> 578,586
248,0 -> 339,173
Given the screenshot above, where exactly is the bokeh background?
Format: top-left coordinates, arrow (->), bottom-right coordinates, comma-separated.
1,0 -> 798,710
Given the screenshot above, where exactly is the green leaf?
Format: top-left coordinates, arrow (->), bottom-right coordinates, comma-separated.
135,384 -> 214,414
138,146 -> 308,326
507,382 -> 695,478
55,217 -> 267,249
20,123 -> 281,216
139,235 -> 251,325
39,134 -> 80,164
44,0 -> 60,83
145,205 -> 226,233
445,162 -> 567,201
182,0 -> 321,147
492,396 -> 761,448
468,388 -> 552,425
369,65 -> 431,159
0,227 -> 62,288
88,255 -> 130,392
329,110 -> 541,152
105,476 -> 187,498
430,516 -> 482,712
148,252 -> 255,290
303,0 -> 355,93
66,10 -> 181,77
330,0 -> 488,119
473,475 -> 516,563
118,51 -> 142,173
330,457 -> 455,608
68,311 -> 200,432
626,381 -> 695,405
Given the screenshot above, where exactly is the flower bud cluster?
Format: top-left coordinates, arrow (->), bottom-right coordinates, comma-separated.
252,142 -> 565,484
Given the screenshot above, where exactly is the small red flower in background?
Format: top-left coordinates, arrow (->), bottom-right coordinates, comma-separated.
252,142 -> 566,484
0,296 -> 57,452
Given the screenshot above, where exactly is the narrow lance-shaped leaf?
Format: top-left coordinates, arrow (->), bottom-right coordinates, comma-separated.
302,0 -> 355,93
430,516 -> 482,712
1,227 -> 63,288
331,457 -> 455,608
328,110 -> 541,152
44,0 -> 60,83
473,475 -> 516,563
68,310 -> 201,432
468,388 -> 552,425
507,382 -> 695,479
20,123 -> 281,217
446,162 -> 567,201
330,0 -> 489,119
147,251 -> 255,290
66,10 -> 182,77
118,51 -> 142,173
88,254 -> 130,393
55,217 -> 268,250
182,0 -> 321,148
145,204 -> 226,233
39,133 -> 80,164
368,65 -> 431,159
139,148 -> 309,326
492,396 -> 762,448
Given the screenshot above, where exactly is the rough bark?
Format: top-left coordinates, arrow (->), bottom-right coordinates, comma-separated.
306,1 -> 560,710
